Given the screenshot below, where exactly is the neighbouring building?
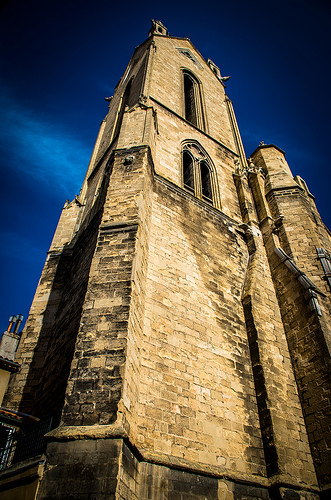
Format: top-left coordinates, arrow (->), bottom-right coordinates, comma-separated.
0,20 -> 330,500
0,315 -> 22,405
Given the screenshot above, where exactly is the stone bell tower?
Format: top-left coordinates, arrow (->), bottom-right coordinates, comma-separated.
1,20 -> 331,499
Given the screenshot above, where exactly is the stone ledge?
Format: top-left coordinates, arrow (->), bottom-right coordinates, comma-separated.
99,220 -> 139,234
45,424 -> 128,441
42,430 -> 320,494
154,173 -> 242,227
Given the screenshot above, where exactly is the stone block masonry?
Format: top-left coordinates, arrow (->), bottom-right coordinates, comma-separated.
250,145 -> 331,492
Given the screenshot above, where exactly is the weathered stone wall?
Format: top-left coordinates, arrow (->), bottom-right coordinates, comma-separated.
36,439 -> 122,499
36,436 -> 320,499
61,146 -> 153,427
250,145 -> 331,492
134,177 -> 266,479
35,438 -> 275,500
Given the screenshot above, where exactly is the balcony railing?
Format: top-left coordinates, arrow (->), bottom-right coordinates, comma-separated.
0,417 -> 52,469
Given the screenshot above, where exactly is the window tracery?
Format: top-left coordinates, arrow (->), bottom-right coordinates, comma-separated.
177,48 -> 203,69
182,142 -> 217,205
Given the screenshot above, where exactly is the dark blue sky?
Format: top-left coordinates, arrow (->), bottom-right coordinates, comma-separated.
0,0 -> 330,332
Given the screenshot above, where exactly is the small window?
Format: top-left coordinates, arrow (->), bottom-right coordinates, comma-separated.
183,151 -> 195,192
200,162 -> 212,201
182,71 -> 205,130
182,143 -> 216,206
184,73 -> 197,126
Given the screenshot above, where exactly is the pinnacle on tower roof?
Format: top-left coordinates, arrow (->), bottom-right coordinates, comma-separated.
148,19 -> 169,37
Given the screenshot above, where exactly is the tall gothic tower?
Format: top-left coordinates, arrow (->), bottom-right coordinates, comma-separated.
1,20 -> 331,499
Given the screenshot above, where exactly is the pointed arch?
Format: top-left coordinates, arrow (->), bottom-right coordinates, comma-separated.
182,70 -> 206,131
181,141 -> 220,208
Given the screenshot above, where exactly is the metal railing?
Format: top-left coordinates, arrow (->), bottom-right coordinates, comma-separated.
0,417 -> 52,469
0,424 -> 15,469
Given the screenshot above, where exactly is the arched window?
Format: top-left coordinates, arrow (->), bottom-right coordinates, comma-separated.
182,71 -> 205,131
183,151 -> 194,193
184,73 -> 197,126
182,142 -> 218,206
200,161 -> 212,201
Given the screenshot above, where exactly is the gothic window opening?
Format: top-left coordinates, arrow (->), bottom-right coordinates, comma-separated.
183,71 -> 205,130
200,161 -> 212,201
183,151 -> 195,193
182,143 -> 217,206
184,73 -> 197,125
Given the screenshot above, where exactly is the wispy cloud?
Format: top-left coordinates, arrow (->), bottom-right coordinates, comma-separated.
0,82 -> 91,195
0,231 -> 46,263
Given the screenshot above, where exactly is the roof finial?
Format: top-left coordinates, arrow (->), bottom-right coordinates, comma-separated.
148,20 -> 169,37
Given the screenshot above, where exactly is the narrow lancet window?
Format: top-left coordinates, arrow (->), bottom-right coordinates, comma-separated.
183,71 -> 205,130
200,162 -> 212,202
184,73 -> 197,126
183,151 -> 195,192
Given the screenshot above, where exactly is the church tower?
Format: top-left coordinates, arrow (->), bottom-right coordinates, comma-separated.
1,20 -> 330,499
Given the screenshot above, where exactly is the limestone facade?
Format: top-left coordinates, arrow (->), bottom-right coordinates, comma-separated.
1,20 -> 330,499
